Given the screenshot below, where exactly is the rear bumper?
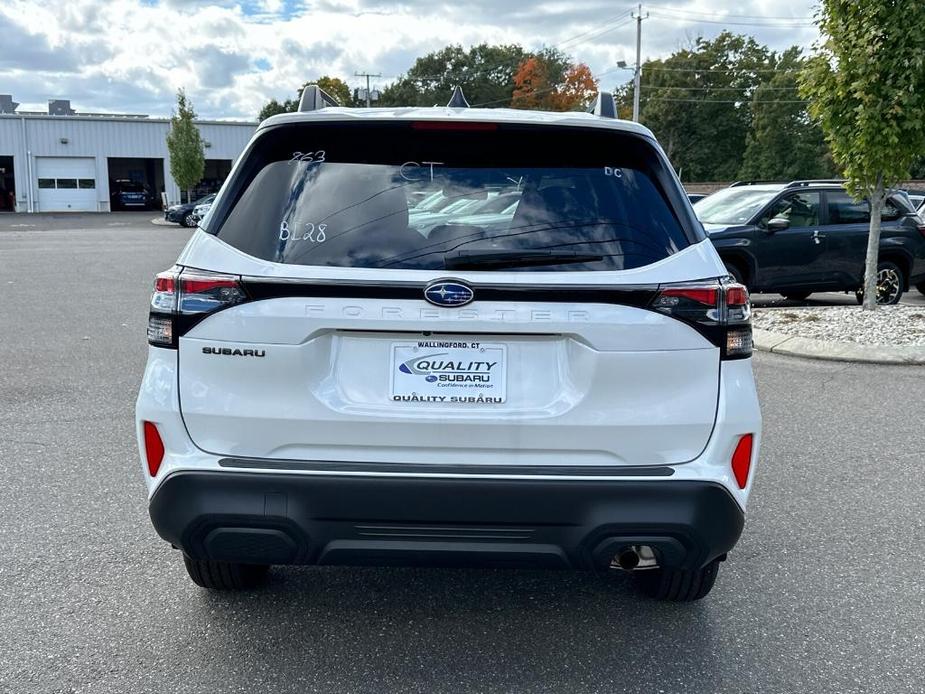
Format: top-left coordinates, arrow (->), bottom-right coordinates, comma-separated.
149,471 -> 745,571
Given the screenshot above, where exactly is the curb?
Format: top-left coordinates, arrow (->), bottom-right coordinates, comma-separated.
150,216 -> 176,226
753,328 -> 925,365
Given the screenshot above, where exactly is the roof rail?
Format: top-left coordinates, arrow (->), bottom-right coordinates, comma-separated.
446,86 -> 470,108
729,180 -> 777,187
298,84 -> 340,112
587,91 -> 617,118
786,178 -> 846,188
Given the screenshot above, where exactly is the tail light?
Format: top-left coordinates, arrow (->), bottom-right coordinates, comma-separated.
651,279 -> 752,359
915,214 -> 925,239
147,266 -> 248,348
730,434 -> 754,489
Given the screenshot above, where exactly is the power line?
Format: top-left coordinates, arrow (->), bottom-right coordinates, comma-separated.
644,4 -> 814,21
649,11 -> 814,28
470,66 -> 626,108
642,66 -> 802,73
642,85 -> 800,91
554,13 -> 634,50
553,12 -> 631,48
643,96 -> 808,103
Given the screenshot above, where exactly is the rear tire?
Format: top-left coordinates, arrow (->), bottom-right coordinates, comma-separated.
181,213 -> 196,228
781,291 -> 812,301
855,260 -> 904,305
723,261 -> 745,286
634,559 -> 720,601
183,556 -> 269,590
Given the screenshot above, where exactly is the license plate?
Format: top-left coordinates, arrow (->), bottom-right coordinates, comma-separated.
390,340 -> 507,405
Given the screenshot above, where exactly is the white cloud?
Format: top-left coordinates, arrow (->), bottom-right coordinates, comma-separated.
0,0 -> 819,119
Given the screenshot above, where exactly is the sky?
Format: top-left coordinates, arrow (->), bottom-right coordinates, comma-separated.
0,0 -> 820,120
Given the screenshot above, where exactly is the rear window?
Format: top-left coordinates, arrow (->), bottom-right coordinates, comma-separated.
694,187 -> 781,225
206,122 -> 695,271
826,191 -> 910,224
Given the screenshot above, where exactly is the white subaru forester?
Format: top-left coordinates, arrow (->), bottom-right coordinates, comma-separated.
136,86 -> 761,601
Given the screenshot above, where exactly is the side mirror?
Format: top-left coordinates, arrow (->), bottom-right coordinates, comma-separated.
766,216 -> 790,232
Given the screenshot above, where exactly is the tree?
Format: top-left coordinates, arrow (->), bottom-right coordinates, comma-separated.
257,76 -> 354,121
512,57 -> 597,111
800,0 -> 925,309
511,57 -> 551,110
633,33 -> 774,181
312,76 -> 352,107
551,63 -> 598,111
379,44 -> 530,107
257,98 -> 291,122
739,48 -> 835,181
166,89 -> 205,204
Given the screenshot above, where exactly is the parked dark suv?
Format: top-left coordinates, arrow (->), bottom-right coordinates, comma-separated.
694,180 -> 925,304
111,180 -> 155,211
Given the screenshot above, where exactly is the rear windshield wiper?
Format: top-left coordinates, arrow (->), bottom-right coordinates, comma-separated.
444,249 -> 604,270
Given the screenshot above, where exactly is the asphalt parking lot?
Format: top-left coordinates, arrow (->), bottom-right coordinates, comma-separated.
1,213 -> 923,693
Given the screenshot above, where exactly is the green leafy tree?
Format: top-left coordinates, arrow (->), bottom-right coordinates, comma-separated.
257,98 -> 291,121
631,33 -> 774,180
257,76 -> 354,121
800,0 -> 925,309
312,76 -> 352,106
166,89 -> 205,204
379,44 -> 532,107
739,48 -> 835,180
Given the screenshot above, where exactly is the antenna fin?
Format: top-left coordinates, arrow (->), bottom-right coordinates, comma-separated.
446,86 -> 470,108
588,92 -> 617,118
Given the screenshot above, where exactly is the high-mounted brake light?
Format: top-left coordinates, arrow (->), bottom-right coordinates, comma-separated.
731,434 -> 754,489
412,121 -> 498,131
147,267 -> 247,348
143,421 -> 165,477
651,280 -> 752,359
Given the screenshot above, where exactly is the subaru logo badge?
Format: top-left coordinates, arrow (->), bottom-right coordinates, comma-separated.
424,280 -> 474,307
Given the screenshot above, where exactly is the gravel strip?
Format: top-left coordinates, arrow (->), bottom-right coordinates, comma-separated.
752,306 -> 925,346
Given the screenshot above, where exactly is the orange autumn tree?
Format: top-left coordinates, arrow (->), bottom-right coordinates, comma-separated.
511,57 -> 598,111
511,57 -> 551,109
551,63 -> 598,111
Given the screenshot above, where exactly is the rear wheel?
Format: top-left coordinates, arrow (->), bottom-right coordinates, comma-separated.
723,261 -> 745,286
635,559 -> 720,601
855,261 -> 904,305
183,556 -> 269,590
182,213 -> 196,228
781,291 -> 812,302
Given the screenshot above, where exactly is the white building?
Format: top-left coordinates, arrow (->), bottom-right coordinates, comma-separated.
0,96 -> 256,213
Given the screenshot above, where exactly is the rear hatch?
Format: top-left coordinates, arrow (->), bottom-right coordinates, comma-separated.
168,117 -> 733,469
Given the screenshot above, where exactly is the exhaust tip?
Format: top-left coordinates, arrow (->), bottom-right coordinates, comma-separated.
610,545 -> 659,571
617,549 -> 639,570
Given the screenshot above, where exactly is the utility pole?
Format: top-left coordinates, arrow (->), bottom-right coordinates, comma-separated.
631,4 -> 648,122
354,71 -> 382,107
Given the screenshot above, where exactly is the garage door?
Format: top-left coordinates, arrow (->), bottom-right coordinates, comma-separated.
36,157 -> 98,212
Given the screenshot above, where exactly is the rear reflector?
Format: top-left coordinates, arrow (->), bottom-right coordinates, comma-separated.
731,434 -> 754,489
143,421 -> 165,477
